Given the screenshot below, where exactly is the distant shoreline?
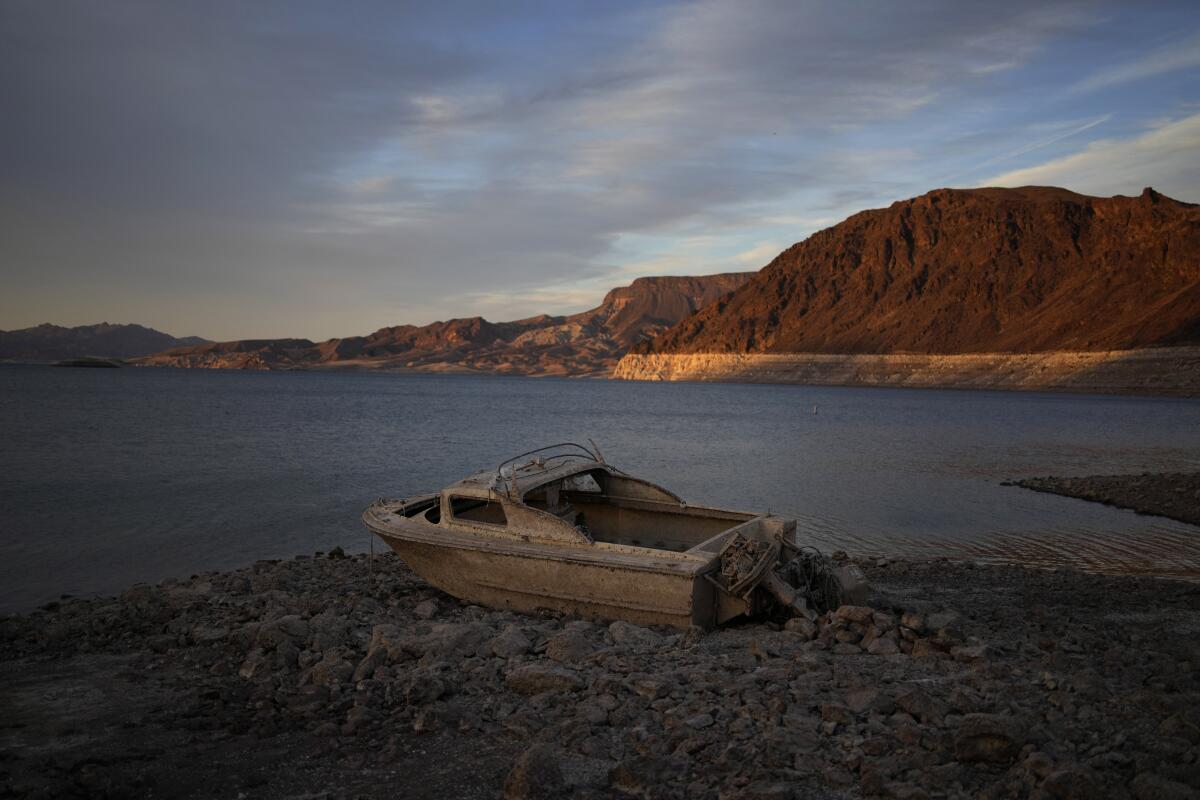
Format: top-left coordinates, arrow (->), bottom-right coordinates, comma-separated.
7,349 -> 1200,397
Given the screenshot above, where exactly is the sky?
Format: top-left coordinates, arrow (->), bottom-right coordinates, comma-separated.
2,1 -> 1198,341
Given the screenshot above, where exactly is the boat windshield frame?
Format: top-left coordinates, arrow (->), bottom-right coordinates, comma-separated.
496,442 -> 603,480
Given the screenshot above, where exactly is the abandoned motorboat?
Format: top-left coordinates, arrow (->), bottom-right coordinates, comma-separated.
363,442 -> 864,630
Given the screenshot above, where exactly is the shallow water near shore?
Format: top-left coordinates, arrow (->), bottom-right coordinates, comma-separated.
2,363 -> 1199,611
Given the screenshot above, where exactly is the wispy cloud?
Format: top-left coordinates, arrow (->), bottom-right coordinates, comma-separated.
1074,32 -> 1200,93
971,114 -> 1113,172
733,242 -> 784,266
982,113 -> 1200,197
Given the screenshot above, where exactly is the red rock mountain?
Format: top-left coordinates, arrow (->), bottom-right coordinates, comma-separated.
138,273 -> 752,375
637,187 -> 1200,356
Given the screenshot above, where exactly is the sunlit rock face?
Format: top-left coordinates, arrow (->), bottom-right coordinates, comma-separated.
612,347 -> 1200,395
635,186 -> 1200,357
134,273 -> 754,376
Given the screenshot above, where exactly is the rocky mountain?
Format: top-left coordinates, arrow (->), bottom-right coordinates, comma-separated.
137,273 -> 753,375
634,187 -> 1200,356
0,323 -> 208,362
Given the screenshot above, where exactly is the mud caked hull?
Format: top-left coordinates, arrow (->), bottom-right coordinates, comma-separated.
372,528 -> 718,629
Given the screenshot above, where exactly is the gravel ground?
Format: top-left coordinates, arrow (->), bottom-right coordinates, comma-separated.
2,551 -> 1198,799
1011,472 -> 1200,528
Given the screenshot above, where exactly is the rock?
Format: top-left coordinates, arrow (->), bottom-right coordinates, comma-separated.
608,756 -> 689,797
820,765 -> 855,787
630,675 -> 669,700
897,689 -> 947,725
951,643 -> 990,662
867,636 -> 899,655
416,622 -> 492,658
305,651 -> 353,687
910,639 -> 947,659
545,629 -> 595,663
238,647 -> 272,681
953,714 -> 1022,763
783,617 -> 818,639
342,705 -> 375,735
352,648 -> 386,682
608,620 -> 663,648
504,664 -> 584,695
327,546 -> 346,559
900,611 -> 926,633
883,784 -> 929,800
844,687 -> 879,713
257,615 -> 310,649
728,781 -> 795,800
413,599 -> 439,619
834,605 -> 875,625
405,675 -> 446,705
363,624 -> 407,663
1131,772 -> 1196,800
307,612 -> 349,651
926,609 -> 961,631
1041,766 -> 1101,799
679,625 -> 706,648
411,705 -> 442,734
820,704 -> 853,725
490,625 -> 533,658
683,713 -> 714,729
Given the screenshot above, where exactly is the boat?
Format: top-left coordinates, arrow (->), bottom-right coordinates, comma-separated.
362,442 -> 862,630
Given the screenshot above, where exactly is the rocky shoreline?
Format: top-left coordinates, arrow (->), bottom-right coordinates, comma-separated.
2,552 -> 1198,799
1011,472 -> 1200,528
612,348 -> 1200,396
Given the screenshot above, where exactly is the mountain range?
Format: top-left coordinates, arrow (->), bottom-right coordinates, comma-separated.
0,323 -> 207,362
11,185 -> 1198,393
134,274 -> 753,376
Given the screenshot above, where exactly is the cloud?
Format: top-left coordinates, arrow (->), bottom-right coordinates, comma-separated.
1074,31 -> 1200,93
981,113 -> 1200,199
733,242 -> 783,266
1,0 -> 1193,339
971,115 -> 1113,172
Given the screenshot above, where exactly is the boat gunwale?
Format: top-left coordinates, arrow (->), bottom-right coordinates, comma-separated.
361,502 -> 768,576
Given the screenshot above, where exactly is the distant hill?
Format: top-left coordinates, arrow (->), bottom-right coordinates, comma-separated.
136,273 -> 753,375
0,323 -> 208,362
635,187 -> 1200,356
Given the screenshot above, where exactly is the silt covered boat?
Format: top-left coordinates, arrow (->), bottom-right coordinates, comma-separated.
363,442 -> 862,629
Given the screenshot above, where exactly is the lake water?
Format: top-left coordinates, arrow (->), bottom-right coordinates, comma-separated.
2,364 -> 1199,611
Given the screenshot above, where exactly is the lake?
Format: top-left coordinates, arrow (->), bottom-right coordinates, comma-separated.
2,364 -> 1198,611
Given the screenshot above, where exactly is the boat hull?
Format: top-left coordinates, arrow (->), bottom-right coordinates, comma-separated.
371,528 -> 718,629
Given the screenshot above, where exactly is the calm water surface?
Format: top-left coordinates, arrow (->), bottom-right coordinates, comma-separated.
2,364 -> 1199,610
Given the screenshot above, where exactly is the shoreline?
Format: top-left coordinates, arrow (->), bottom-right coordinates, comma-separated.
1010,472 -> 1200,529
614,347 -> 1200,397
8,356 -> 1200,397
3,552 -> 1197,798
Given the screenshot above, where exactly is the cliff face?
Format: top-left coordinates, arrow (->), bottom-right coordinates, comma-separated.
0,323 -> 207,362
138,272 -> 753,375
638,187 -> 1200,356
